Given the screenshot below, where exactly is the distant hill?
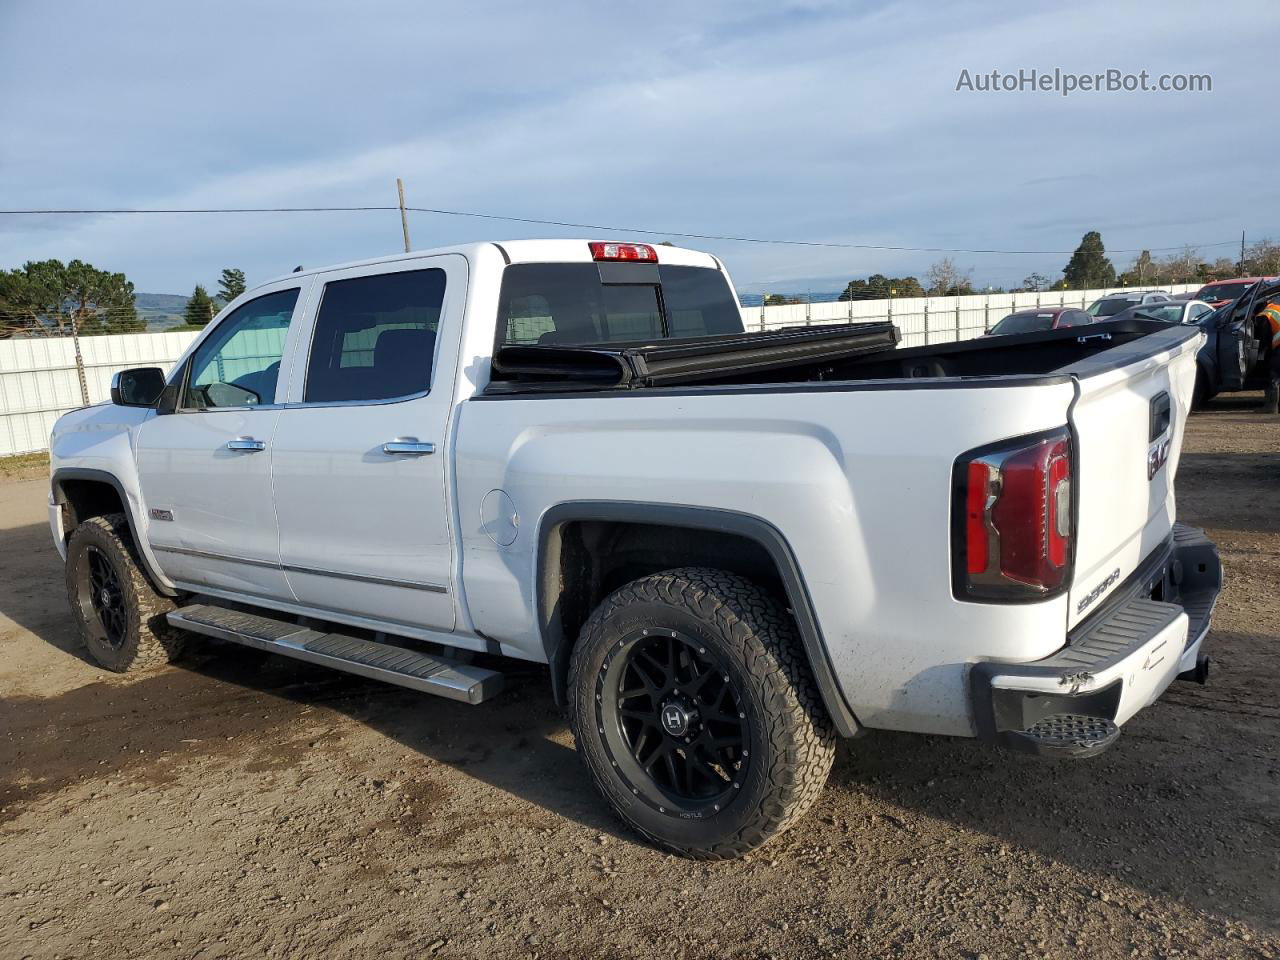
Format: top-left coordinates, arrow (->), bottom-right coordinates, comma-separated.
136,292 -> 188,312
136,292 -> 189,331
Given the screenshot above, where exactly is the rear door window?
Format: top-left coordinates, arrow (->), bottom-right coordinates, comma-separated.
498,263 -> 743,347
304,269 -> 445,403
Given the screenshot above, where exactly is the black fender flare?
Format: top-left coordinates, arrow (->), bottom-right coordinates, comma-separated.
51,467 -> 179,597
536,501 -> 860,737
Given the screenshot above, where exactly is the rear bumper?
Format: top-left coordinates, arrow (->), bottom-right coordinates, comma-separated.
969,523 -> 1222,757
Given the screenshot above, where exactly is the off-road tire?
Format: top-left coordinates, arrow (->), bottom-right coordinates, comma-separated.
65,513 -> 184,672
569,566 -> 836,859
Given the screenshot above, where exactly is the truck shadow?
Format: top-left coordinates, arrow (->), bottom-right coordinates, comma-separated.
826,641 -> 1280,933
1176,451 -> 1280,535
164,641 -> 631,843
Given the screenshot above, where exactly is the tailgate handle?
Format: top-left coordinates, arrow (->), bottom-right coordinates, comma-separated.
1150,392 -> 1171,441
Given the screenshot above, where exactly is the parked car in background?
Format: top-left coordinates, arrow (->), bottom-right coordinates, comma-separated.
985,307 -> 1092,335
1110,299 -> 1216,326
1172,279 -> 1279,407
1193,277 -> 1277,308
1086,290 -> 1171,317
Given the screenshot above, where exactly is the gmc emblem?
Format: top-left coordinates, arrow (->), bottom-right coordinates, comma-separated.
1148,437 -> 1171,480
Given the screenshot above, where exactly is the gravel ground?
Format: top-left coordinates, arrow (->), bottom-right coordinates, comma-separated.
1,396 -> 1277,960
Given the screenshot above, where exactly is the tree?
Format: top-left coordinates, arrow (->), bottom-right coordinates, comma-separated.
1196,257 -> 1236,282
1020,272 -> 1049,292
0,258 -> 140,338
925,257 -> 974,296
1118,250 -> 1154,287
184,284 -> 216,327
839,274 -> 925,300
217,267 -> 246,305
1245,238 -> 1280,276
1159,245 -> 1200,284
1061,231 -> 1116,289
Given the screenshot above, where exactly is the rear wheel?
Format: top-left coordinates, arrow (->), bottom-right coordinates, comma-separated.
65,514 -> 184,672
569,567 -> 835,859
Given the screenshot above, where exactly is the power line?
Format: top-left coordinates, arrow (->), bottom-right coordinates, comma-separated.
0,206 -> 1245,257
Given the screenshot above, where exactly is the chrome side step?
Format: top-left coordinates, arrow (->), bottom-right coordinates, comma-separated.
167,603 -> 504,704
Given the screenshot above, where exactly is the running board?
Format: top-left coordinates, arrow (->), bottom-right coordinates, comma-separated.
167,603 -> 504,704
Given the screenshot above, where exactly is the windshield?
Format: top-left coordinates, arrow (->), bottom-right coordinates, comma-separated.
497,263 -> 744,347
1132,304 -> 1184,323
1088,298 -> 1138,317
989,312 -> 1056,335
1196,281 -> 1252,303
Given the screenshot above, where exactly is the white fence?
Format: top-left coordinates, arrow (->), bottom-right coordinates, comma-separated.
0,331 -> 199,457
0,282 -> 1200,457
746,283 -> 1201,343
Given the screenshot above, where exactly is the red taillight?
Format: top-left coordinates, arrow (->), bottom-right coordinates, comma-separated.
589,241 -> 657,262
954,429 -> 1073,601
965,461 -> 991,575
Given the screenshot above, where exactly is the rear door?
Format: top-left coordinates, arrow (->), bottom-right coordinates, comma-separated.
1065,326 -> 1202,628
269,255 -> 465,632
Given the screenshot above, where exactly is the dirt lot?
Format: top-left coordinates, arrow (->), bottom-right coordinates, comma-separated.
2,398 -> 1278,960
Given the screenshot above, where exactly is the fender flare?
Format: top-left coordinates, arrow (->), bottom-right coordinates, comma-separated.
536,500 -> 860,737
51,467 -> 179,597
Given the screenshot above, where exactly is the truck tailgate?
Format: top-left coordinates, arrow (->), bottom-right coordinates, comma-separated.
1065,326 -> 1203,629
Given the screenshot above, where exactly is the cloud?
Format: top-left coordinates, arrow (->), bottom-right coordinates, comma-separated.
1,0 -> 1276,293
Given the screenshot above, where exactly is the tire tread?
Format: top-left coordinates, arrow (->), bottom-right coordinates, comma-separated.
569,566 -> 835,860
65,513 -> 183,671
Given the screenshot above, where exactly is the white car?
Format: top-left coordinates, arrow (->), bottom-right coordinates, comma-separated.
48,239 -> 1221,858
1086,289 -> 1172,317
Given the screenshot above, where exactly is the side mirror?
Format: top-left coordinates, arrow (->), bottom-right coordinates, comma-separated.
110,367 -> 167,407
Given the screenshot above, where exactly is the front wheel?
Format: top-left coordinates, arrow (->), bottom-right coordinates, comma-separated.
569,567 -> 835,859
65,513 -> 184,672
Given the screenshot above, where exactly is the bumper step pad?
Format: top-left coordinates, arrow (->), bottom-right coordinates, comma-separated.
168,603 -> 504,704
1006,713 -> 1120,758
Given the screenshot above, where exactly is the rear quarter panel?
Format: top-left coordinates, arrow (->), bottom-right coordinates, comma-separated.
454,379 -> 1076,736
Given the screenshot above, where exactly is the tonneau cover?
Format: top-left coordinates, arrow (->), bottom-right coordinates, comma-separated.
488,321 -> 900,391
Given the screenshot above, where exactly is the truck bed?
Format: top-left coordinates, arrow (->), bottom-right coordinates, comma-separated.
485,317 -> 1189,394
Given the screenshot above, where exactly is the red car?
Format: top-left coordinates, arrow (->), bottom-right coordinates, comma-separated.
985,307 -> 1093,336
1193,277 -> 1277,307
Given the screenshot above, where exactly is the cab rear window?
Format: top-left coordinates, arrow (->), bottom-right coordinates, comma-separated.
497,263 -> 743,347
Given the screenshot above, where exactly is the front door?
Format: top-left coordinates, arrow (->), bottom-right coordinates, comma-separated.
270,256 -> 464,632
136,282 -> 309,601
1217,285 -> 1262,391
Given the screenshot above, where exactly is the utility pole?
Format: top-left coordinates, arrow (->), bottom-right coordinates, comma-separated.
69,312 -> 89,407
1241,230 -> 1246,273
396,178 -> 412,253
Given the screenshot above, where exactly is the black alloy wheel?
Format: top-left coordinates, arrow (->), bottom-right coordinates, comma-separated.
598,627 -> 751,816
83,545 -> 129,649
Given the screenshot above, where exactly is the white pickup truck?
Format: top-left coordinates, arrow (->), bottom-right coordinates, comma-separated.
49,239 -> 1221,859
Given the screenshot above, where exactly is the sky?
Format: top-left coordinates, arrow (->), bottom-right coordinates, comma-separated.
1,0 -> 1278,296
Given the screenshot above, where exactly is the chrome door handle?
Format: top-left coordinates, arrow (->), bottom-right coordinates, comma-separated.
382,438 -> 435,456
226,437 -> 266,452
